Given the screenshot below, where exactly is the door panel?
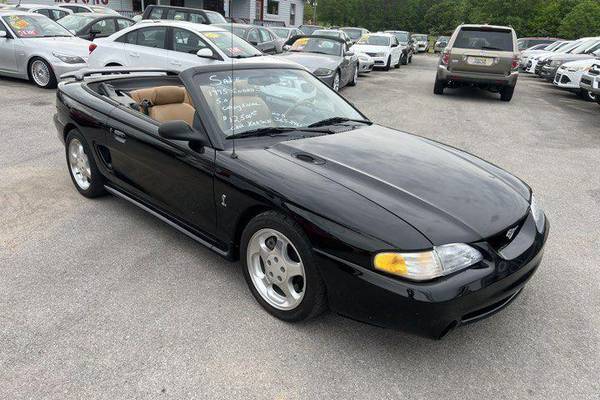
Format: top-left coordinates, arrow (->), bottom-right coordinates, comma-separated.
0,31 -> 17,72
104,108 -> 217,236
129,26 -> 170,68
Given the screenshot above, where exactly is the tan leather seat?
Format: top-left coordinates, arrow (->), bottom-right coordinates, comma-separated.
130,86 -> 195,126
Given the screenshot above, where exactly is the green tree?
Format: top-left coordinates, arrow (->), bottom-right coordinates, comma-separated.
559,0 -> 600,38
424,0 -> 465,35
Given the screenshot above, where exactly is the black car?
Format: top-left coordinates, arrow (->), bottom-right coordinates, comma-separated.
55,62 -> 548,339
280,35 -> 358,91
57,13 -> 134,41
215,23 -> 280,54
141,5 -> 226,24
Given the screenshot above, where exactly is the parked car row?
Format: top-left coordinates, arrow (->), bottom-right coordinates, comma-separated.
521,36 -> 600,102
0,6 -> 426,91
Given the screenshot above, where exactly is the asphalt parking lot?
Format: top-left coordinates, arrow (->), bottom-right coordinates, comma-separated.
1,54 -> 599,399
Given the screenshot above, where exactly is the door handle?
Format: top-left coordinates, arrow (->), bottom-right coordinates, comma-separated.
129,52 -> 139,57
170,60 -> 182,66
111,128 -> 127,143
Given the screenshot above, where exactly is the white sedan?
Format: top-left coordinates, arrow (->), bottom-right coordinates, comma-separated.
88,20 -> 264,71
554,55 -> 600,101
351,32 -> 401,71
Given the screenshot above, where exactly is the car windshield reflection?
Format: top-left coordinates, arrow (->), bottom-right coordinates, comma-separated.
194,69 -> 364,137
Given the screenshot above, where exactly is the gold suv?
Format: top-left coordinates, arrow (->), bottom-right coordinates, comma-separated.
434,24 -> 519,101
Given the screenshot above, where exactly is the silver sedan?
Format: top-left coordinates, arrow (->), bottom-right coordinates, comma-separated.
0,11 -> 89,88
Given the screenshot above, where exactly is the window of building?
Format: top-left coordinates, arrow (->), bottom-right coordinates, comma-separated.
267,0 -> 279,15
290,3 -> 296,25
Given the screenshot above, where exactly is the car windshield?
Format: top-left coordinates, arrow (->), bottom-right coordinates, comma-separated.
299,26 -> 320,35
453,28 -> 513,51
357,35 -> 390,46
413,34 -> 427,41
559,41 -> 584,53
571,40 -> 600,54
194,68 -> 364,137
270,27 -> 289,39
2,14 -> 72,38
57,14 -> 95,31
437,36 -> 449,42
389,32 -> 409,42
203,31 -> 262,58
313,30 -> 340,38
205,11 -> 226,24
289,37 -> 342,56
341,28 -> 363,40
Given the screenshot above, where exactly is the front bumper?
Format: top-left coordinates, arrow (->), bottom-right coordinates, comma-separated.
437,65 -> 519,86
53,62 -> 88,81
553,68 -> 584,90
317,212 -> 549,339
579,72 -> 600,95
540,65 -> 559,80
358,59 -> 374,73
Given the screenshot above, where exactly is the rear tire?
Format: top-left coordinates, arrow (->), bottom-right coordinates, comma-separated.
348,65 -> 358,86
394,56 -> 400,68
500,85 -> 515,102
241,211 -> 327,322
433,78 -> 445,95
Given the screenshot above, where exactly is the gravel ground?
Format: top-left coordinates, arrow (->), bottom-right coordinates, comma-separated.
1,54 -> 599,400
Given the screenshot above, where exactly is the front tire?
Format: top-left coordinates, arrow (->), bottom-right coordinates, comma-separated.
65,130 -> 106,198
579,89 -> 596,102
500,85 -> 515,102
332,71 -> 340,92
401,53 -> 408,65
384,56 -> 391,71
29,57 -> 57,89
241,211 -> 327,322
394,56 -> 400,69
348,65 -> 358,86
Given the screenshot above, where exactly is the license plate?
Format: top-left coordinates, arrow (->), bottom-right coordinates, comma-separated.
467,56 -> 493,66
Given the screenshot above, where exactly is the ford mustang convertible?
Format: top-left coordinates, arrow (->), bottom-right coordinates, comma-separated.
54,61 -> 549,339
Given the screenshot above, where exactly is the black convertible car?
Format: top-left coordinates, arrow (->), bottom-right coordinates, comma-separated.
55,61 -> 548,339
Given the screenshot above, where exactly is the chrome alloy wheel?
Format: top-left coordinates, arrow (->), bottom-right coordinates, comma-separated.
333,72 -> 340,92
68,139 -> 91,190
246,228 -> 306,310
31,60 -> 51,87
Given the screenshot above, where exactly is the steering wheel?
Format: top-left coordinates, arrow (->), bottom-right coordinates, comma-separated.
283,97 -> 318,118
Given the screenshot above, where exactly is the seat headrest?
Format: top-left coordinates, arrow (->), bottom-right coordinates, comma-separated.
130,86 -> 187,105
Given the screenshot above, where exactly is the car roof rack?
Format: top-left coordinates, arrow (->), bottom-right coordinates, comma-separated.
61,67 -> 179,82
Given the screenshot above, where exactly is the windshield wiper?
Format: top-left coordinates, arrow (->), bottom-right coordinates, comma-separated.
481,46 -> 504,51
229,53 -> 263,59
307,117 -> 371,128
227,127 -> 299,139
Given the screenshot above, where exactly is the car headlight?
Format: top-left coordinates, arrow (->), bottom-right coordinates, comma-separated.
530,194 -> 545,233
550,60 -> 562,67
313,68 -> 334,77
358,54 -> 370,62
373,243 -> 483,281
53,52 -> 86,64
575,65 -> 592,72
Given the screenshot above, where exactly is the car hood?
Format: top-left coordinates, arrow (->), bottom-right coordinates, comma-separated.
278,52 -> 340,72
561,58 -> 599,69
549,53 -> 596,62
22,36 -> 90,57
267,125 -> 531,245
351,44 -> 388,54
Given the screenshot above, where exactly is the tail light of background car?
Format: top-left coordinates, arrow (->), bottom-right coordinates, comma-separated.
442,50 -> 450,65
89,43 -> 97,55
511,56 -> 519,70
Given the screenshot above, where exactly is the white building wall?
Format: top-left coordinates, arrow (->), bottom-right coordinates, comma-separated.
50,0 -> 133,12
229,0 -> 251,20
263,0 -> 303,27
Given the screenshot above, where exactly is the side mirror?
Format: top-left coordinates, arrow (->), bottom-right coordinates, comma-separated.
249,39 -> 259,46
158,120 -> 208,146
196,48 -> 215,59
345,51 -> 354,57
283,44 -> 291,51
391,43 -> 398,48
0,31 -> 7,38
